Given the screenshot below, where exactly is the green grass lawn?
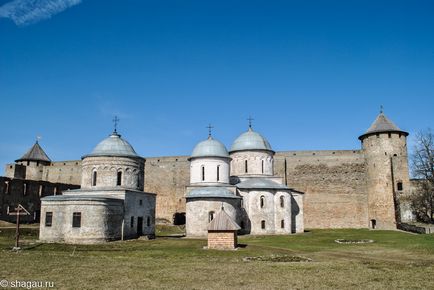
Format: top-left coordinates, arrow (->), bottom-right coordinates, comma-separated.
0,226 -> 433,289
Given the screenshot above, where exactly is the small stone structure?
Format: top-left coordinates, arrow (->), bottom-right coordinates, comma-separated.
39,130 -> 156,244
207,208 -> 241,250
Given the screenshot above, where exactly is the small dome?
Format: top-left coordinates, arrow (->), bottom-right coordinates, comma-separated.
84,132 -> 139,158
230,128 -> 273,152
190,137 -> 229,159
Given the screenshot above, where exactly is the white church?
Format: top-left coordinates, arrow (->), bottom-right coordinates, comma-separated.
186,124 -> 304,237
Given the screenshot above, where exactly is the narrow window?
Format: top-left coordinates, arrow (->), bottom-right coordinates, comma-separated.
130,216 -> 134,228
23,183 -> 27,196
147,216 -> 151,227
261,160 -> 264,173
217,165 -> 220,181
208,211 -> 215,222
280,196 -> 284,208
92,171 -> 97,186
36,161 -> 40,166
201,166 -> 205,181
27,161 -> 30,166
5,181 -> 9,194
245,160 -> 248,173
388,133 -> 391,138
72,212 -> 81,228
281,220 -> 285,229
139,200 -> 143,206
261,220 -> 266,229
240,221 -> 245,229
260,195 -> 265,208
397,182 -> 403,191
39,185 -> 45,197
117,171 -> 122,186
45,212 -> 53,227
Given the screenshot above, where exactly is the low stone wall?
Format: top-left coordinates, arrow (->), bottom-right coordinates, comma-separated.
208,231 -> 237,250
398,223 -> 434,234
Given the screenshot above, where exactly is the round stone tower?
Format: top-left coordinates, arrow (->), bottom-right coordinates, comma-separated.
188,135 -> 231,185
81,130 -> 145,191
359,110 -> 409,230
229,126 -> 275,177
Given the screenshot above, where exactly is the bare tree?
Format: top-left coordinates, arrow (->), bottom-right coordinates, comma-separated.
411,129 -> 434,223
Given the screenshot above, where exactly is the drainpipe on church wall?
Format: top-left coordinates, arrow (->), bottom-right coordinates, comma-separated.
121,219 -> 124,241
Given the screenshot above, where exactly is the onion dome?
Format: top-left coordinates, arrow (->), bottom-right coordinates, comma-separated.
190,136 -> 230,159
230,127 -> 273,153
83,131 -> 140,159
359,111 -> 408,140
15,141 -> 51,163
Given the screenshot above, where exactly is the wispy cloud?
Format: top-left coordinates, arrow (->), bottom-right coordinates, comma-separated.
0,0 -> 81,26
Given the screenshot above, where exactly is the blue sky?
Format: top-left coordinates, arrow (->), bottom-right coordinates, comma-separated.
0,0 -> 433,167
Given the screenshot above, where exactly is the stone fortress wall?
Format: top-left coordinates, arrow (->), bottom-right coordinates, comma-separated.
5,148 -> 379,229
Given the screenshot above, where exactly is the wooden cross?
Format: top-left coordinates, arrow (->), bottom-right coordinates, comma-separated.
206,124 -> 214,138
8,204 -> 30,250
113,116 -> 120,133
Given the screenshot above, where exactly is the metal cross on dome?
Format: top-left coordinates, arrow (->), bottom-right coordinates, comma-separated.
247,116 -> 254,129
206,124 -> 214,138
113,116 -> 120,133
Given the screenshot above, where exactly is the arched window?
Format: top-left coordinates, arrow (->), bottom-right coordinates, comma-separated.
281,220 -> 285,229
261,160 -> 264,173
260,195 -> 265,208
208,211 -> 215,222
280,196 -> 284,208
245,160 -> 248,173
217,165 -> 220,181
117,171 -> 122,186
92,171 -> 97,186
261,220 -> 266,229
201,166 -> 205,181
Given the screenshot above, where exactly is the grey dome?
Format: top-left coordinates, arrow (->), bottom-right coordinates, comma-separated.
190,137 -> 229,159
83,132 -> 139,158
230,128 -> 273,152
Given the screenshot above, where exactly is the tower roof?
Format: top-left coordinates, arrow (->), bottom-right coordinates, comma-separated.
15,141 -> 51,163
190,136 -> 230,159
83,131 -> 140,159
207,207 -> 241,231
359,112 -> 408,140
230,127 -> 273,153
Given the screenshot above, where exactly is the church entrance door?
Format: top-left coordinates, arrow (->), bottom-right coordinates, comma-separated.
137,217 -> 143,236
